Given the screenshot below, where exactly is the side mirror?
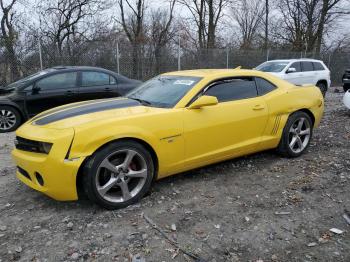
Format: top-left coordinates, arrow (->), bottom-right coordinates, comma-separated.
286,67 -> 297,74
188,95 -> 218,109
32,86 -> 41,94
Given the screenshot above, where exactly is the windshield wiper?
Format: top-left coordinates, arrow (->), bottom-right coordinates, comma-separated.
127,97 -> 152,106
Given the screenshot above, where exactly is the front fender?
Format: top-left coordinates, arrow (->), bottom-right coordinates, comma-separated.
0,99 -> 27,120
70,125 -> 160,159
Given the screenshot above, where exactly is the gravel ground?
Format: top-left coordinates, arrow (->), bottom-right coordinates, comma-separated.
0,88 -> 349,262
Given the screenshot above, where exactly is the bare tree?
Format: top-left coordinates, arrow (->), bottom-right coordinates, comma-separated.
277,0 -> 349,53
38,0 -> 102,61
0,0 -> 19,81
149,0 -> 176,73
231,0 -> 265,50
178,0 -> 228,49
117,0 -> 146,78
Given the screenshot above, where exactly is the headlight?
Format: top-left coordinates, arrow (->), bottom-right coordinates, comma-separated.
40,142 -> 53,154
15,136 -> 53,154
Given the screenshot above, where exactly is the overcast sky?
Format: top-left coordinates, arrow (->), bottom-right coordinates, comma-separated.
13,0 -> 350,47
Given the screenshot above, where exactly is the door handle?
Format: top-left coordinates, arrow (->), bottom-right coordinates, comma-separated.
104,87 -> 112,92
253,104 -> 265,110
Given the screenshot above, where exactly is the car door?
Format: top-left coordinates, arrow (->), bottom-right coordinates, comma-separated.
183,77 -> 269,169
78,71 -> 119,101
301,61 -> 316,85
312,62 -> 328,83
25,72 -> 78,116
284,62 -> 305,85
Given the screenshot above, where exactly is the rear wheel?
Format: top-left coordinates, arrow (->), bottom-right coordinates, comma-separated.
83,140 -> 155,209
316,82 -> 327,97
0,106 -> 21,133
277,111 -> 313,157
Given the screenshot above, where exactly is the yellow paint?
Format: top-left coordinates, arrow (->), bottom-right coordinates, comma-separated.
12,69 -> 324,201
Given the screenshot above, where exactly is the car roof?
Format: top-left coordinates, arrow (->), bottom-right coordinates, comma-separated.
162,69 -> 281,79
263,59 -> 324,63
51,66 -> 118,74
163,69 -> 253,78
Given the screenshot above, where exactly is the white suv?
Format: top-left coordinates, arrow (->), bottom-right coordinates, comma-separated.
256,59 -> 331,96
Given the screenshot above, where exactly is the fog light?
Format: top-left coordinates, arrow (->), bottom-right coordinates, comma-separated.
35,172 -> 44,186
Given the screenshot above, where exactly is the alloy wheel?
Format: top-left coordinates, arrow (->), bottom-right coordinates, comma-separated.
0,109 -> 17,131
95,149 -> 148,203
288,117 -> 311,154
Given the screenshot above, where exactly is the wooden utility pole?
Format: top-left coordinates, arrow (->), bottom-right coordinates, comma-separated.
265,0 -> 269,50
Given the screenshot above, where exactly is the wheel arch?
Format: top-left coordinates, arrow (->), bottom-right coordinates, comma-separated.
75,137 -> 159,199
316,79 -> 329,88
290,108 -> 315,127
0,103 -> 25,123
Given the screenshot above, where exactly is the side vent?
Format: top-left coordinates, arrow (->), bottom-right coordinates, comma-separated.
272,115 -> 282,135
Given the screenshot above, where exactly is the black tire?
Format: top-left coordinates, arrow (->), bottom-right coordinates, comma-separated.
0,106 -> 22,133
344,85 -> 350,93
277,111 -> 313,158
316,82 -> 327,97
83,140 -> 155,209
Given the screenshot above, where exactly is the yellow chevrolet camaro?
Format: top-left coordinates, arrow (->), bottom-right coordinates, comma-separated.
12,69 -> 324,209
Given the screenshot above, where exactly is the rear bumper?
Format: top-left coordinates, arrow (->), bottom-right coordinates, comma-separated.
11,125 -> 85,201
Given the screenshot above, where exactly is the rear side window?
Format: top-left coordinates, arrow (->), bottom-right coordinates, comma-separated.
204,78 -> 257,102
36,72 -> 77,90
82,72 -> 112,87
289,62 -> 301,72
301,62 -> 314,72
255,77 -> 276,95
313,62 -> 325,71
110,76 -> 117,85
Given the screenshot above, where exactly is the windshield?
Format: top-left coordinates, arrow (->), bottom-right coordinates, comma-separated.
126,75 -> 202,108
5,69 -> 56,90
256,61 -> 289,72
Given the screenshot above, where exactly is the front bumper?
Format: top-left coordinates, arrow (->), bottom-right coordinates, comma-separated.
11,125 -> 85,201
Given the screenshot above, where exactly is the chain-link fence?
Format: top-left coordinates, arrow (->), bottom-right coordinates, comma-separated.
0,41 -> 349,87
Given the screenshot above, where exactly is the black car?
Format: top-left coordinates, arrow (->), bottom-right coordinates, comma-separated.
343,68 -> 350,92
0,66 -> 141,132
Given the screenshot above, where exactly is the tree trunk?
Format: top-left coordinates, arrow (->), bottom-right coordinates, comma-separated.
207,0 -> 215,49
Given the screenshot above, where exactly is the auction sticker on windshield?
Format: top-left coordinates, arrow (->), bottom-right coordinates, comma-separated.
174,79 -> 195,85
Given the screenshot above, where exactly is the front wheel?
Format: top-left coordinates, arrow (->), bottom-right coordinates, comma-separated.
0,106 -> 22,133
83,141 -> 155,209
277,111 -> 313,157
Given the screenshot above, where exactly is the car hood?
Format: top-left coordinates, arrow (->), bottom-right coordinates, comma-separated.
28,98 -> 166,129
0,87 -> 15,96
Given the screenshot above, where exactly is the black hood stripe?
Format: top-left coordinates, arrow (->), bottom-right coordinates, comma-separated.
34,98 -> 140,125
30,98 -> 116,122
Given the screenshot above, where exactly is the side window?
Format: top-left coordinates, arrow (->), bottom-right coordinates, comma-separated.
110,76 -> 117,85
255,77 -> 277,95
301,62 -> 314,72
81,72 -> 111,87
36,72 -> 77,90
204,78 -> 257,102
313,62 -> 325,71
289,62 -> 301,72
